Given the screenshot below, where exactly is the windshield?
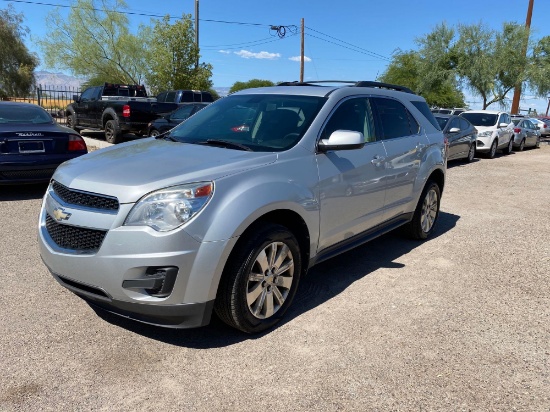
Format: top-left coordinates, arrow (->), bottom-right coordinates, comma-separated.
434,116 -> 449,129
0,105 -> 53,124
461,113 -> 498,127
166,94 -> 327,152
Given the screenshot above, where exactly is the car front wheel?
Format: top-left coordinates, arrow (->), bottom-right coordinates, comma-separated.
487,140 -> 497,159
503,137 -> 513,155
215,223 -> 302,333
465,143 -> 475,162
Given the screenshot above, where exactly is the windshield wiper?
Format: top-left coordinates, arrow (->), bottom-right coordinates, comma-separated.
200,139 -> 253,151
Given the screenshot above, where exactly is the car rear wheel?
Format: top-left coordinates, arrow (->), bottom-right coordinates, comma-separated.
214,223 -> 302,333
518,139 -> 525,151
465,143 -> 475,162
405,180 -> 441,240
105,120 -> 122,144
503,138 -> 513,155
149,129 -> 160,137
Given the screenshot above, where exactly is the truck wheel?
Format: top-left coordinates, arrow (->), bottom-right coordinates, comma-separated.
105,120 -> 122,144
66,112 -> 80,132
405,180 -> 441,240
214,223 -> 302,334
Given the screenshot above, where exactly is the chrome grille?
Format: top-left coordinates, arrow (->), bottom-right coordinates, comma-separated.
52,180 -> 119,211
45,214 -> 107,252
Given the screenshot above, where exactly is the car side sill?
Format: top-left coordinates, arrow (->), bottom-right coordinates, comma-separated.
309,212 -> 413,268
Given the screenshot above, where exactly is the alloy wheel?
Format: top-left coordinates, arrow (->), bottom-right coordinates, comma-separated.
420,188 -> 438,233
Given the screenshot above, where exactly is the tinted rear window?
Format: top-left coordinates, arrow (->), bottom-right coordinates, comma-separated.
412,101 -> 441,130
0,105 -> 52,124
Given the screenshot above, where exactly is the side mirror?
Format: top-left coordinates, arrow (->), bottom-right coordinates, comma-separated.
318,130 -> 365,152
449,127 -> 460,133
499,122 -> 508,128
73,94 -> 80,103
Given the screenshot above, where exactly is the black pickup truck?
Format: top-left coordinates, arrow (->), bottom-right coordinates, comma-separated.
66,83 -> 178,143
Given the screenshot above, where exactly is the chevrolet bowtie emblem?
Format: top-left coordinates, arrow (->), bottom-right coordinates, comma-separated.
53,207 -> 71,222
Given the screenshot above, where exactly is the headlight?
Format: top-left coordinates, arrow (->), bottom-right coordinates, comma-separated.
124,182 -> 213,231
478,131 -> 492,137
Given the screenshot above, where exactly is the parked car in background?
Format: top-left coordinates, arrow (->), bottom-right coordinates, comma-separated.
511,118 -> 541,150
147,103 -> 210,136
0,102 -> 87,184
66,83 -> 178,144
432,108 -> 467,115
156,90 -> 214,104
434,114 -> 477,162
38,80 -> 446,334
533,118 -> 550,137
460,110 -> 514,158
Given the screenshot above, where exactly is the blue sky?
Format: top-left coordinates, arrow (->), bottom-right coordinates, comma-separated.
3,0 -> 549,113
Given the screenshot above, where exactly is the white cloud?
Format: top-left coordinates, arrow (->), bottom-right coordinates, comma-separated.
234,50 -> 281,60
218,50 -> 231,54
289,56 -> 312,62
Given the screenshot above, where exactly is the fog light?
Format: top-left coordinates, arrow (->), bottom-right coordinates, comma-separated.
122,266 -> 178,298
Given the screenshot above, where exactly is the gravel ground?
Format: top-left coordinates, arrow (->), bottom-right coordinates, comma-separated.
1,146 -> 549,411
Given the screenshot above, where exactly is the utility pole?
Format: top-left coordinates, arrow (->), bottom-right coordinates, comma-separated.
510,0 -> 534,114
300,19 -> 304,82
195,0 -> 199,69
546,97 -> 550,116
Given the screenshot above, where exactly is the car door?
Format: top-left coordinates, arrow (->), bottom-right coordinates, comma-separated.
316,97 -> 387,251
371,97 -> 430,222
497,113 -> 513,148
524,120 -> 537,145
445,117 -> 468,159
74,87 -> 97,128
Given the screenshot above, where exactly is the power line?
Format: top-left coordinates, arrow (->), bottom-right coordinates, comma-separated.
305,33 -> 391,62
305,26 -> 391,62
202,33 -> 297,50
1,0 -> 282,26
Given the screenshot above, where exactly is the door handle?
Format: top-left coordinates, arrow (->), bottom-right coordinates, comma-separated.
371,155 -> 385,165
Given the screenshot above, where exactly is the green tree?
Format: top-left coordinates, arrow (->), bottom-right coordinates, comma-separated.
453,22 -> 529,109
143,14 -> 213,95
38,0 -> 146,84
0,4 -> 38,98
528,36 -> 550,97
379,50 -> 465,108
229,79 -> 275,94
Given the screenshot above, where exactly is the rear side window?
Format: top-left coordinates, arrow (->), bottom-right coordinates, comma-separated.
372,97 -> 419,139
412,101 -> 441,130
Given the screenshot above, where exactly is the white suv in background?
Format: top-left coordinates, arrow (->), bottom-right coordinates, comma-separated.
460,110 -> 514,158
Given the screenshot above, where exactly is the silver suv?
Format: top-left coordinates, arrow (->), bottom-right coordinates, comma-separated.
38,81 -> 446,333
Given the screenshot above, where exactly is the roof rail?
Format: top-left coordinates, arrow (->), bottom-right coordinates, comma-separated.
276,80 -> 415,94
277,80 -> 356,87
354,81 -> 415,94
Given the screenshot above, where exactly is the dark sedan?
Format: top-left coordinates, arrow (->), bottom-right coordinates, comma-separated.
434,114 -> 477,162
0,102 -> 88,184
147,103 -> 209,136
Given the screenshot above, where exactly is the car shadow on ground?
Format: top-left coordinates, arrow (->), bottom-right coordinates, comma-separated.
0,183 -> 48,201
93,211 -> 460,348
81,130 -> 143,144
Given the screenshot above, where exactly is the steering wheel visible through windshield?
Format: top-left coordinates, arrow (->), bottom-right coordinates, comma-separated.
165,94 -> 327,152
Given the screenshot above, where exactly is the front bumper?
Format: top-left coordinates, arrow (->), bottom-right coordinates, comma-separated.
476,134 -> 494,152
38,185 -> 237,329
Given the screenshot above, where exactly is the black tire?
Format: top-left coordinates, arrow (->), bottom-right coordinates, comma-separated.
503,137 -> 513,155
104,119 -> 122,144
405,180 -> 441,240
518,139 -> 525,152
66,111 -> 81,132
149,129 -> 160,137
464,143 -> 476,163
486,139 -> 497,159
535,137 -> 540,148
214,223 -> 302,334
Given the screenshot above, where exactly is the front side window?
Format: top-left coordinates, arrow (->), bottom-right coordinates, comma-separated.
320,97 -> 375,143
372,97 -> 419,139
167,94 -> 327,152
80,87 -> 97,102
448,117 -> 461,131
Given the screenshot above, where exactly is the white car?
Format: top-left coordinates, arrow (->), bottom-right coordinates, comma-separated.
532,118 -> 550,137
460,110 -> 515,158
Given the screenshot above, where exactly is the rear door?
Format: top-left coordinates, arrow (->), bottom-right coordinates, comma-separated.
316,97 -> 387,250
371,97 -> 430,222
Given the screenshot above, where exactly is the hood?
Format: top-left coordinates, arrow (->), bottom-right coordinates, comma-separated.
473,125 -> 497,134
54,138 -> 277,203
